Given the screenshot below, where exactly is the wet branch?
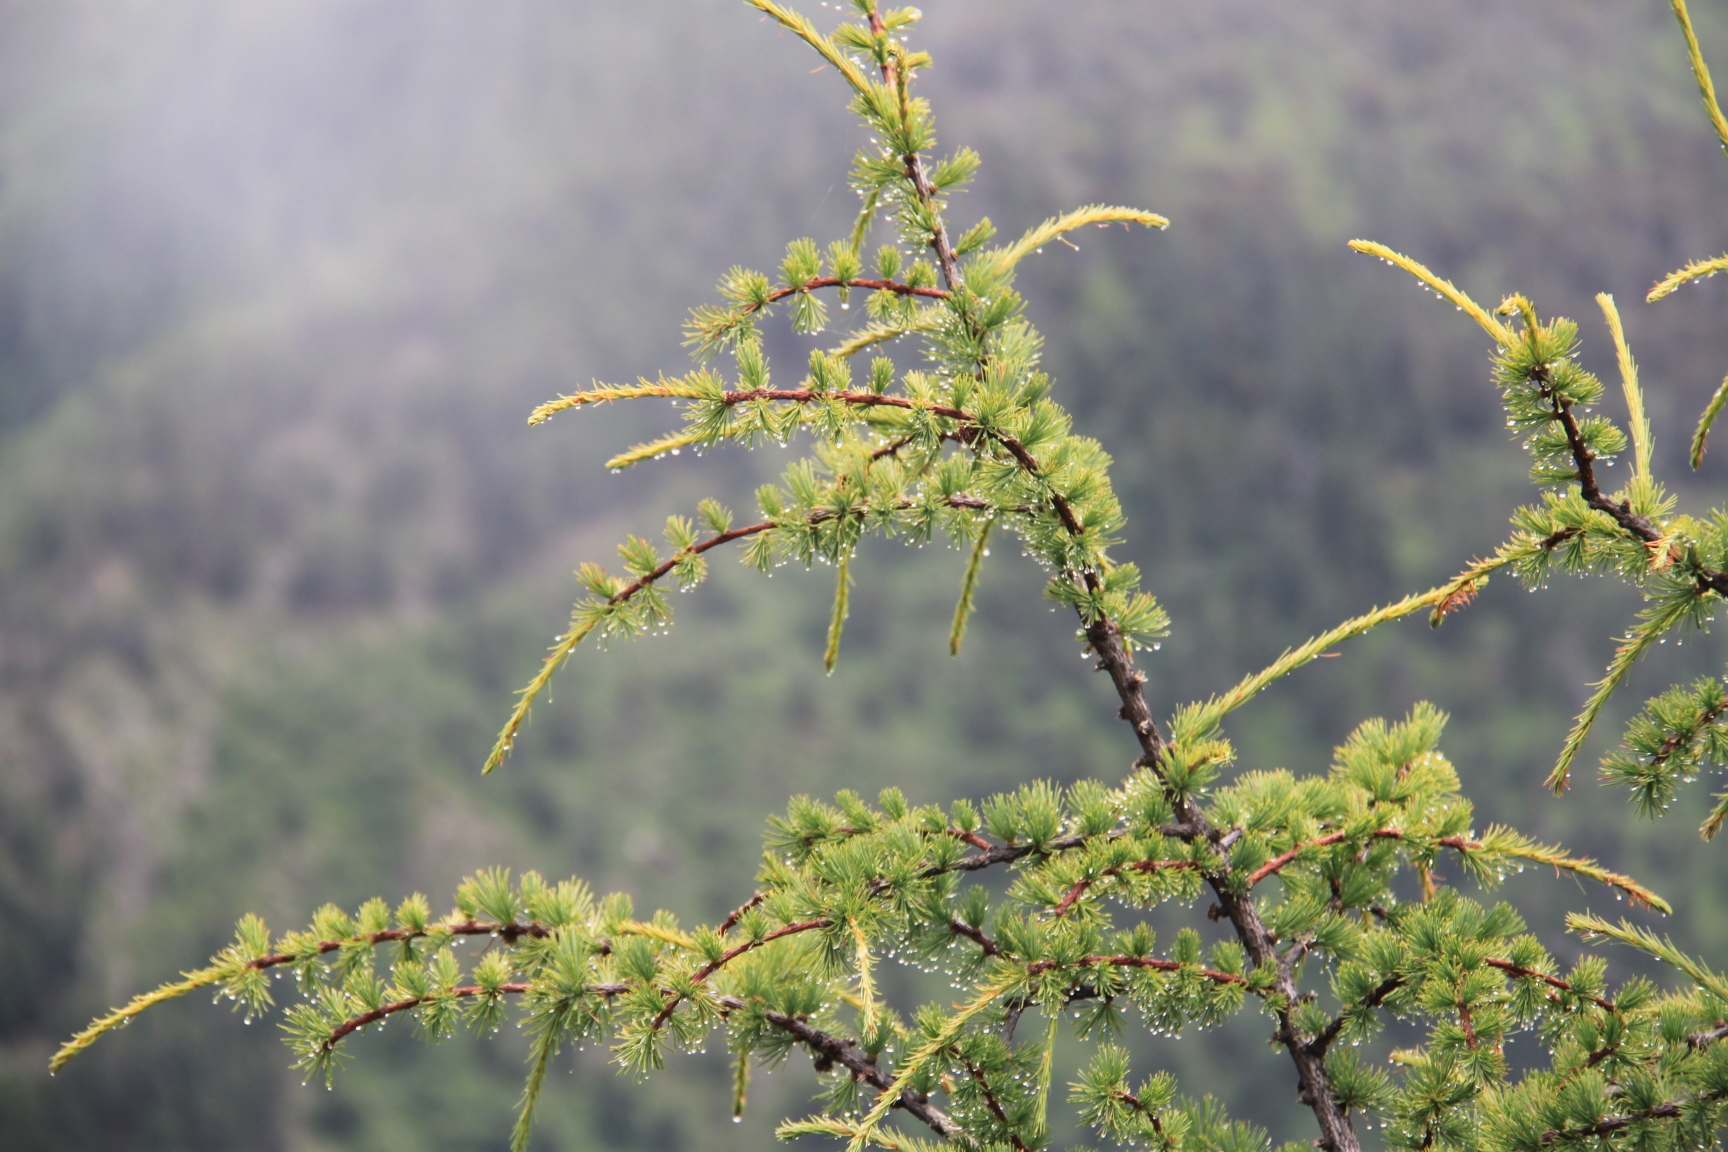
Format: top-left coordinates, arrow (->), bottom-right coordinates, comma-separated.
1027,955 -> 1249,988
248,919 -> 550,972
948,919 -> 1001,957
1538,1086 -> 1727,1144
719,997 -> 962,1141
1053,859 -> 1202,918
1483,958 -> 1617,1013
652,917 -> 831,1029
959,1054 -> 1031,1152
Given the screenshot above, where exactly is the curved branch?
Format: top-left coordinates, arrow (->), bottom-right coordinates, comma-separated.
1245,828 -> 1663,910
948,919 -> 1000,957
1689,1021 -> 1728,1050
923,823 -> 1204,881
719,997 -> 962,1141
1309,976 -> 1404,1057
1483,958 -> 1616,1013
651,918 -> 831,1030
1052,859 -> 1201,918
1027,954 -> 1249,989
248,919 -> 550,972
1538,1085 -> 1726,1144
719,893 -> 768,937
324,982 -> 532,1051
959,1054 -> 1031,1152
766,275 -> 949,306
720,388 -> 970,422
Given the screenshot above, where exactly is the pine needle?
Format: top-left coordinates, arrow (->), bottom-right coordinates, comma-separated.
1178,553 -> 1508,744
1569,915 -> 1728,1001
1690,373 -> 1728,470
1349,240 -> 1515,346
745,0 -> 872,93
607,429 -> 707,471
1669,0 -> 1728,155
977,206 -> 1169,283
950,517 -> 992,656
51,964 -> 228,1074
1596,294 -> 1651,480
1548,594 -> 1699,793
485,616 -> 602,774
733,1046 -> 752,1121
824,554 -> 852,674
511,1029 -> 560,1152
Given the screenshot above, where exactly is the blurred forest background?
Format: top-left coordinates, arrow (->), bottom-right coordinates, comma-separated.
2,1 -> 1726,1149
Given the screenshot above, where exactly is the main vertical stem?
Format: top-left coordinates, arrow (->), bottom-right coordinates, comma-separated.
1087,617 -> 1361,1152
893,52 -> 1361,1151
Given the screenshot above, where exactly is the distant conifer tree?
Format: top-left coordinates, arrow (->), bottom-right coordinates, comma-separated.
52,4 -> 1728,1151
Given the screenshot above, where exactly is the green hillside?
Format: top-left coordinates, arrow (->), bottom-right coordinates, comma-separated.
2,2 -> 1726,1148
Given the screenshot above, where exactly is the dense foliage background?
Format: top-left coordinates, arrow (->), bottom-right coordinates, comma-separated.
2,2 -> 1726,1148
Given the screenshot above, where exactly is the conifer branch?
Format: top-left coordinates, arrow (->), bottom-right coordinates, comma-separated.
1108,1084 -> 1168,1132
1245,828 -> 1665,910
720,387 -> 970,420
1309,976 -> 1405,1056
904,151 -> 964,293
650,917 -> 832,1031
959,1054 -> 1032,1152
1549,595 -> 1702,795
51,916 -> 553,1072
51,965 -> 230,1074
849,972 -> 1022,1150
607,429 -> 707,470
735,1001 -> 963,1140
927,823 -> 1204,879
528,376 -> 719,425
774,276 -> 949,303
1348,258 -> 1728,794
1537,1085 -> 1728,1144
1536,360 -> 1664,548
1480,959 -> 1617,1013
1051,859 -> 1202,918
678,277 -> 950,363
1689,1022 -> 1728,1050
514,1028 -> 562,1152
322,981 -> 545,1052
485,519 -> 774,772
486,483 -> 1025,771
1027,955 -> 1250,989
937,834 -> 1088,874
829,318 -> 937,359
949,515 -> 992,656
948,918 -> 1000,957
719,893 -> 768,936
824,554 -> 852,673
248,918 -> 552,970
67,11 -> 1728,1152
